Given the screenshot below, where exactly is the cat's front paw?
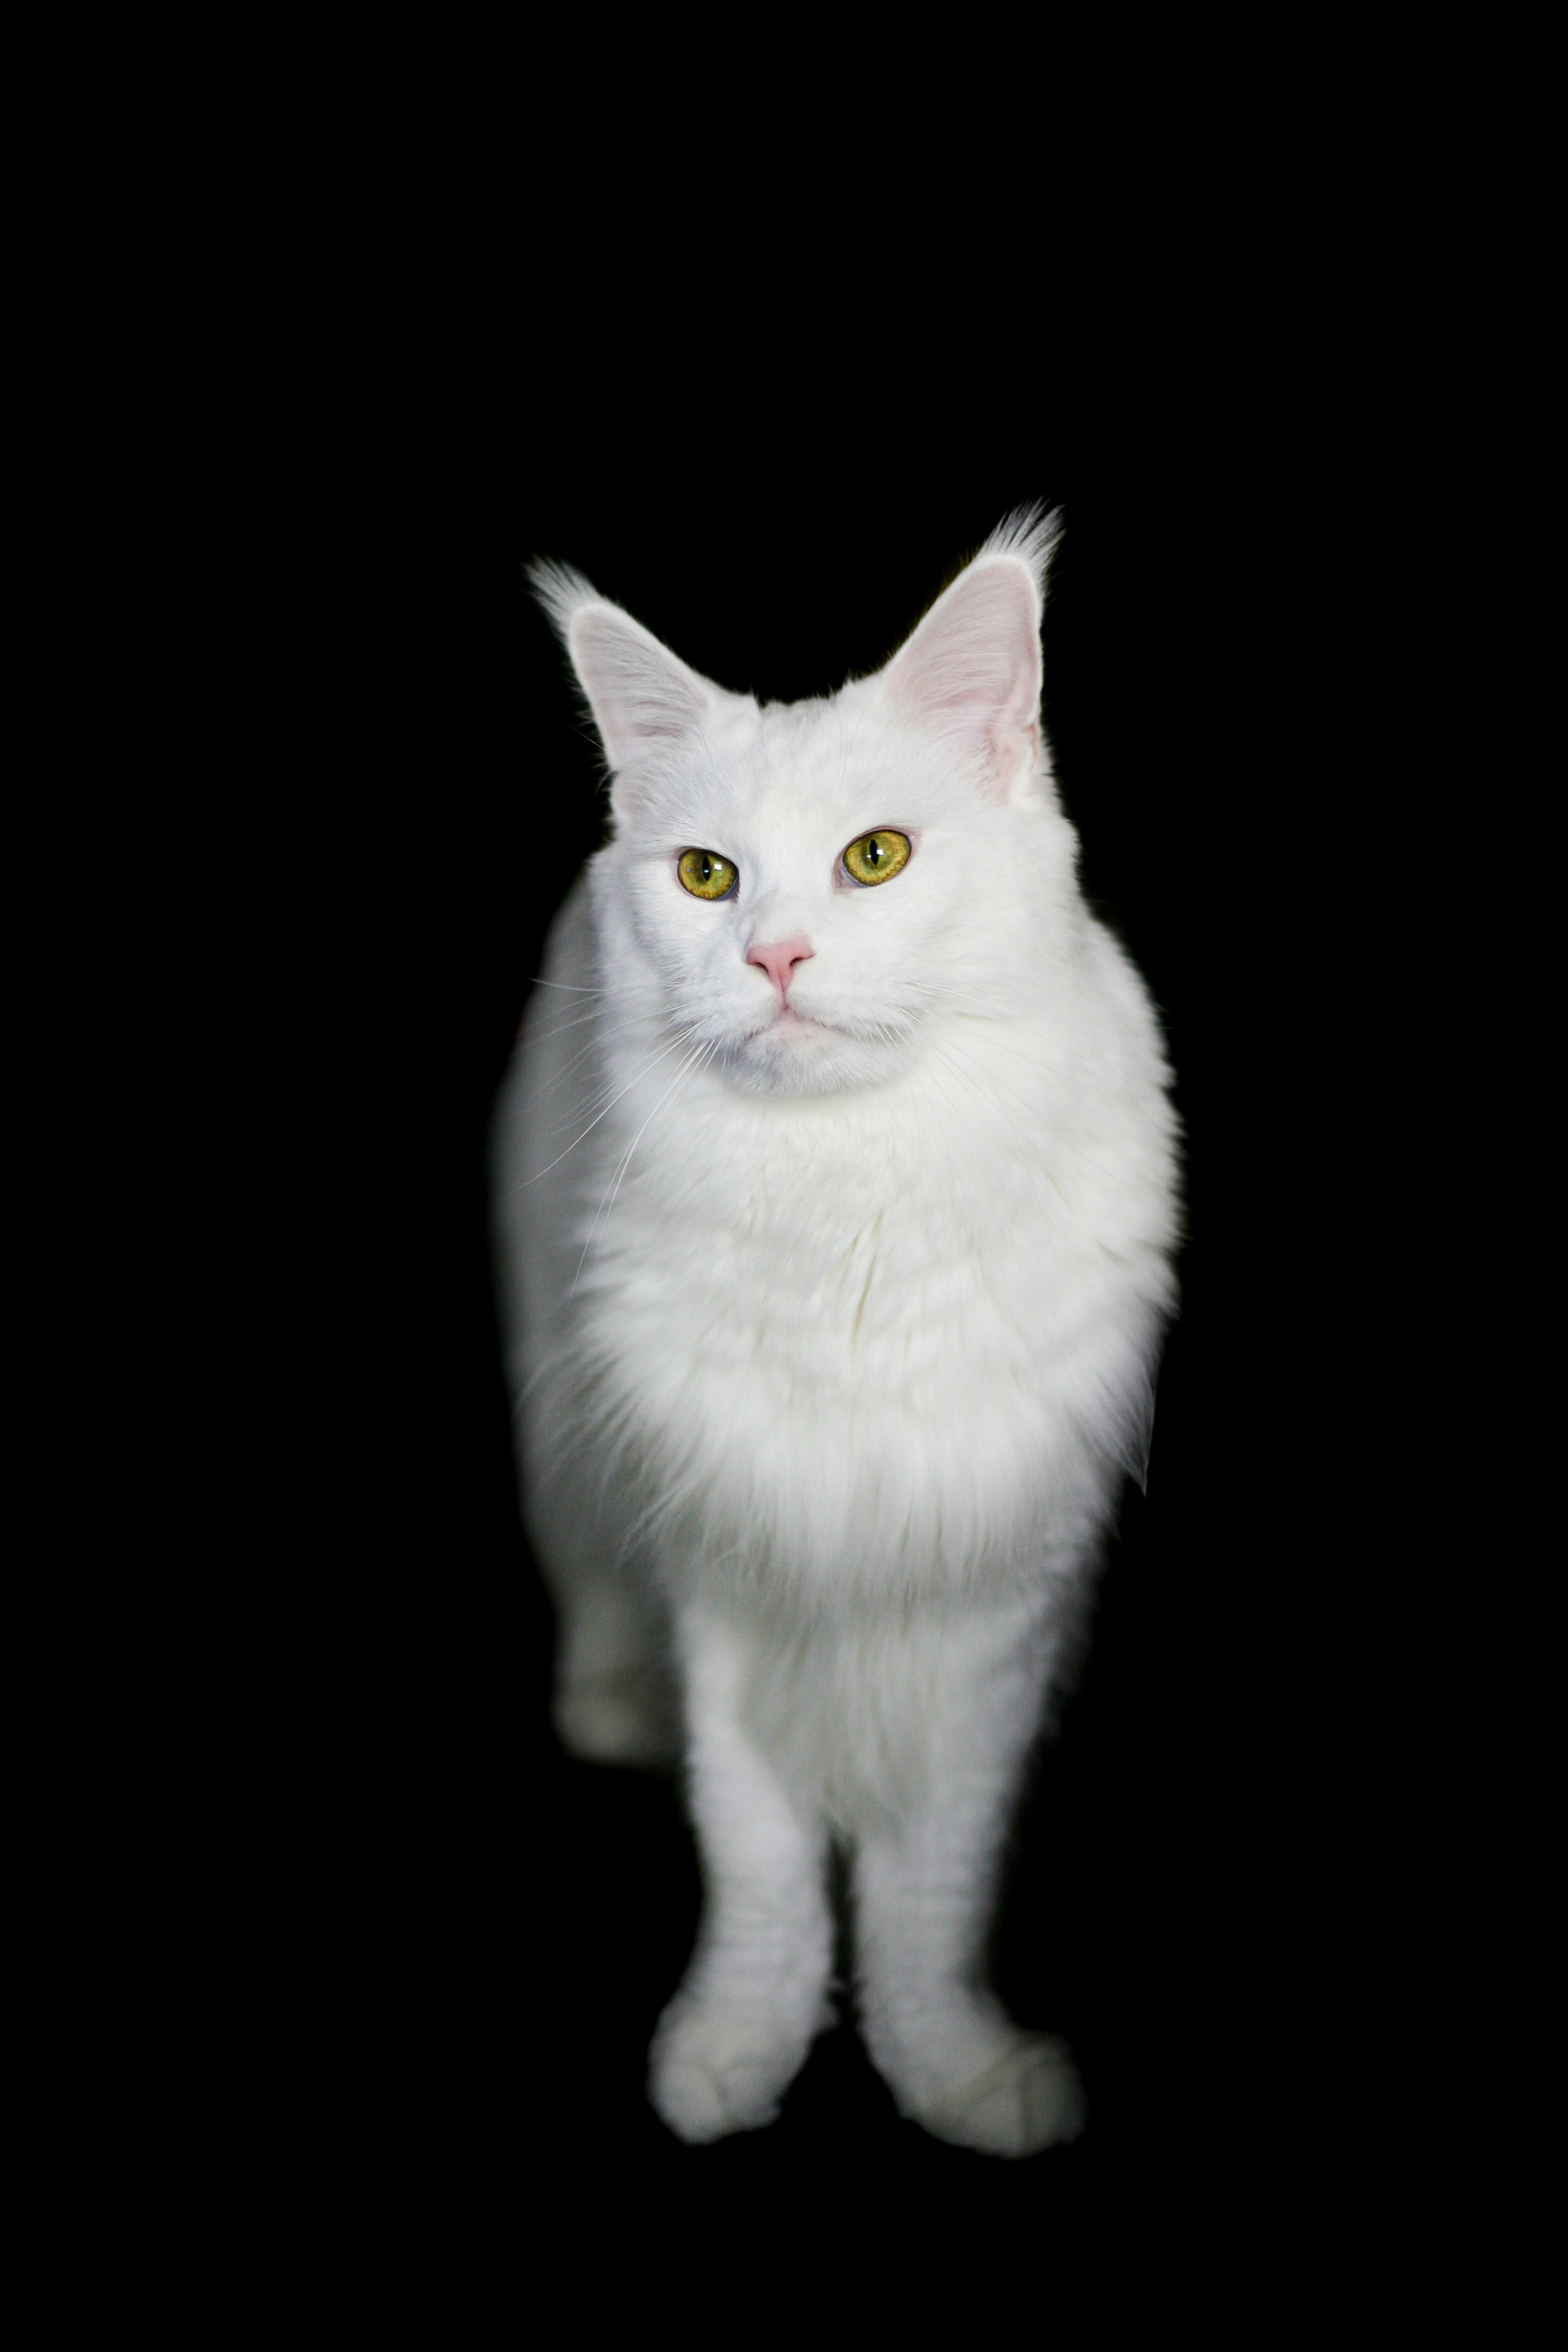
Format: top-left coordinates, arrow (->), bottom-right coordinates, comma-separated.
647,1994 -> 815,2144
915,2033 -> 1086,2158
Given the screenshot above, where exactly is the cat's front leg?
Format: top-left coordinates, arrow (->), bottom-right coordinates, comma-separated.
648,1606 -> 834,2144
852,1608 -> 1086,2159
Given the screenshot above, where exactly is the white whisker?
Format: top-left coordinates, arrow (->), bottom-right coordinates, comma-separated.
568,1033 -> 718,1301
508,1025 -> 704,1190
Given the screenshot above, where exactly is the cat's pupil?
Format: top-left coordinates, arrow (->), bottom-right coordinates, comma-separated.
701,855 -> 712,881
867,837 -> 883,864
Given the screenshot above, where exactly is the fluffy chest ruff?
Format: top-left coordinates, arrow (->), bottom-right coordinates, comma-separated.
552,1019 -> 1172,1611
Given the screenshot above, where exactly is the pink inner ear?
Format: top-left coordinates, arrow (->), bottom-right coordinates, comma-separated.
886,560 -> 1041,795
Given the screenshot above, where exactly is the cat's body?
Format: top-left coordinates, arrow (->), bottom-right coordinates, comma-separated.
492,513 -> 1179,2154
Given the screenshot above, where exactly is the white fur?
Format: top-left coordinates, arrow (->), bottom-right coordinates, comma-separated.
493,510 -> 1180,2154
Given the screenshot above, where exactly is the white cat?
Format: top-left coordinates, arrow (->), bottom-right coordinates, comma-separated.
492,510 -> 1180,2156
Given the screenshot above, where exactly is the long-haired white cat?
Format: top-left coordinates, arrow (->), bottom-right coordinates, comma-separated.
492,511 -> 1179,2155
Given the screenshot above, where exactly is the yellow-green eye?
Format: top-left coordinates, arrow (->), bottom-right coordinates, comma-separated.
677,848 -> 738,900
843,830 -> 912,887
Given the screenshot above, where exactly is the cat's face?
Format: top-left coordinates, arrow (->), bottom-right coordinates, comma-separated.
598,693 -> 1068,1097
534,513 -> 1074,1098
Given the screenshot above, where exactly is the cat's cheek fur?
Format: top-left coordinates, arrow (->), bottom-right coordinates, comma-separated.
499,510 -> 1180,2153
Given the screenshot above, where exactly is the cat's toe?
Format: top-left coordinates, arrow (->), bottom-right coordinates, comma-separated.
920,2035 -> 1086,2159
647,2002 -> 807,2144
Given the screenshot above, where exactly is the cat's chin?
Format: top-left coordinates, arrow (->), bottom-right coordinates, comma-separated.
720,1013 -> 908,1100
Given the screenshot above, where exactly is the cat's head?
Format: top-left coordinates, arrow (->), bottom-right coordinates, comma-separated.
530,510 -> 1081,1097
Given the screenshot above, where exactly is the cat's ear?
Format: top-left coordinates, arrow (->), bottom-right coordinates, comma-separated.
880,507 -> 1060,803
528,560 -> 738,814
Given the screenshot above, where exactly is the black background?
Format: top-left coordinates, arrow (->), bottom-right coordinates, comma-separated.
272,408 -> 1350,2274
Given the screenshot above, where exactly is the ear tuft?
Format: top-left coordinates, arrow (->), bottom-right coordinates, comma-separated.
526,556 -> 602,652
974,503 -> 1062,608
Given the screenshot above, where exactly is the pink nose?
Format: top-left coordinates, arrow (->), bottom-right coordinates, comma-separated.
746,936 -> 815,1004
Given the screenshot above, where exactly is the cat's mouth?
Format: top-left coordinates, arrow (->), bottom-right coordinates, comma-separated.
766,1007 -> 832,1040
